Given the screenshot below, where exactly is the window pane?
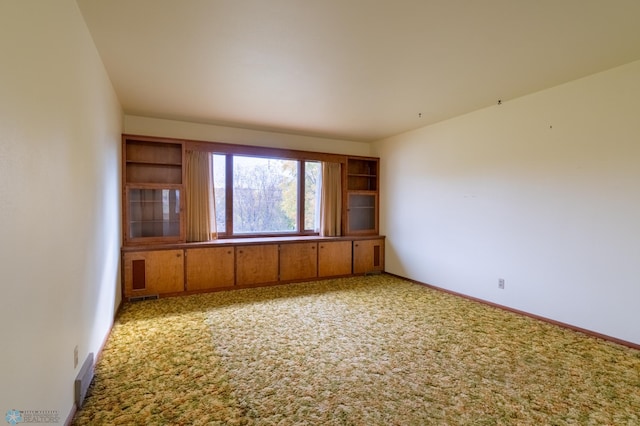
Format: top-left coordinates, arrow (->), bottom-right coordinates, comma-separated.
304,161 -> 321,231
233,156 -> 298,233
212,154 -> 226,233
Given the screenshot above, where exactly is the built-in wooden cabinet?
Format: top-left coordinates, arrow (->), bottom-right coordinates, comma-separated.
122,136 -> 381,243
353,238 -> 385,275
123,136 -> 185,245
126,188 -> 182,240
121,237 -> 384,299
345,157 -> 379,235
318,240 -> 353,277
236,244 -> 279,286
185,247 -> 235,291
123,249 -> 184,298
125,139 -> 183,184
279,242 -> 318,281
121,135 -> 384,300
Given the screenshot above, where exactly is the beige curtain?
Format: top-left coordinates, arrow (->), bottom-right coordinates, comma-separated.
185,150 -> 216,242
320,162 -> 342,236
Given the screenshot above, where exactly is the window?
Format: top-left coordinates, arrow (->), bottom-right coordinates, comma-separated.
233,155 -> 297,234
211,153 -> 321,237
212,154 -> 226,233
304,161 -> 321,231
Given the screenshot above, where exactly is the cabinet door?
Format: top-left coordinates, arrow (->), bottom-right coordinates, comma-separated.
279,242 -> 318,281
318,241 -> 352,277
185,247 -> 235,291
236,244 -> 279,286
346,192 -> 378,235
123,249 -> 184,297
353,239 -> 385,275
125,187 -> 184,244
123,137 -> 185,245
345,157 -> 379,236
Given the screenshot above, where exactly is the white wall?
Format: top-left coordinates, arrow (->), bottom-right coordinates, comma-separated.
0,1 -> 122,421
125,115 -> 372,156
373,60 -> 640,345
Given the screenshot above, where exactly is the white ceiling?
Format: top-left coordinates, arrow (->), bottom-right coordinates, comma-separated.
77,0 -> 640,142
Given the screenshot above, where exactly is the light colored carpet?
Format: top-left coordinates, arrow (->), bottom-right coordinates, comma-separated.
73,275 -> 640,425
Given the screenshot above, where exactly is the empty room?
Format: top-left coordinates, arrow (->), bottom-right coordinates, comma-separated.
1,1 -> 639,425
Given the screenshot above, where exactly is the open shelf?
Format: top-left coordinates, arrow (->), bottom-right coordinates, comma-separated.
126,163 -> 182,184
124,139 -> 183,185
125,140 -> 182,165
347,158 -> 378,191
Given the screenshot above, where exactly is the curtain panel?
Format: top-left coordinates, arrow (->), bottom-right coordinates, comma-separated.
320,162 -> 342,236
185,150 -> 216,242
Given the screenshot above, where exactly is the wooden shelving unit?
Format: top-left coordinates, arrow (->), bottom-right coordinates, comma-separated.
122,136 -> 185,245
345,157 -> 379,235
120,135 -> 384,299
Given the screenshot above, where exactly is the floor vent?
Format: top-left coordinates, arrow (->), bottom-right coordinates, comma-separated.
129,294 -> 159,302
74,353 -> 95,409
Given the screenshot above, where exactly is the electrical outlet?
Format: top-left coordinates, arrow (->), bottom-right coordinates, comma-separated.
74,345 -> 79,369
498,278 -> 505,289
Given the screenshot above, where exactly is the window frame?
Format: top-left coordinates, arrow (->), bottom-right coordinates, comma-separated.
186,140 -> 346,239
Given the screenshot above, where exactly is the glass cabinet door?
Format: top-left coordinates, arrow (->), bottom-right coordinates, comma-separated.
127,188 -> 182,240
345,157 -> 379,235
347,193 -> 377,233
